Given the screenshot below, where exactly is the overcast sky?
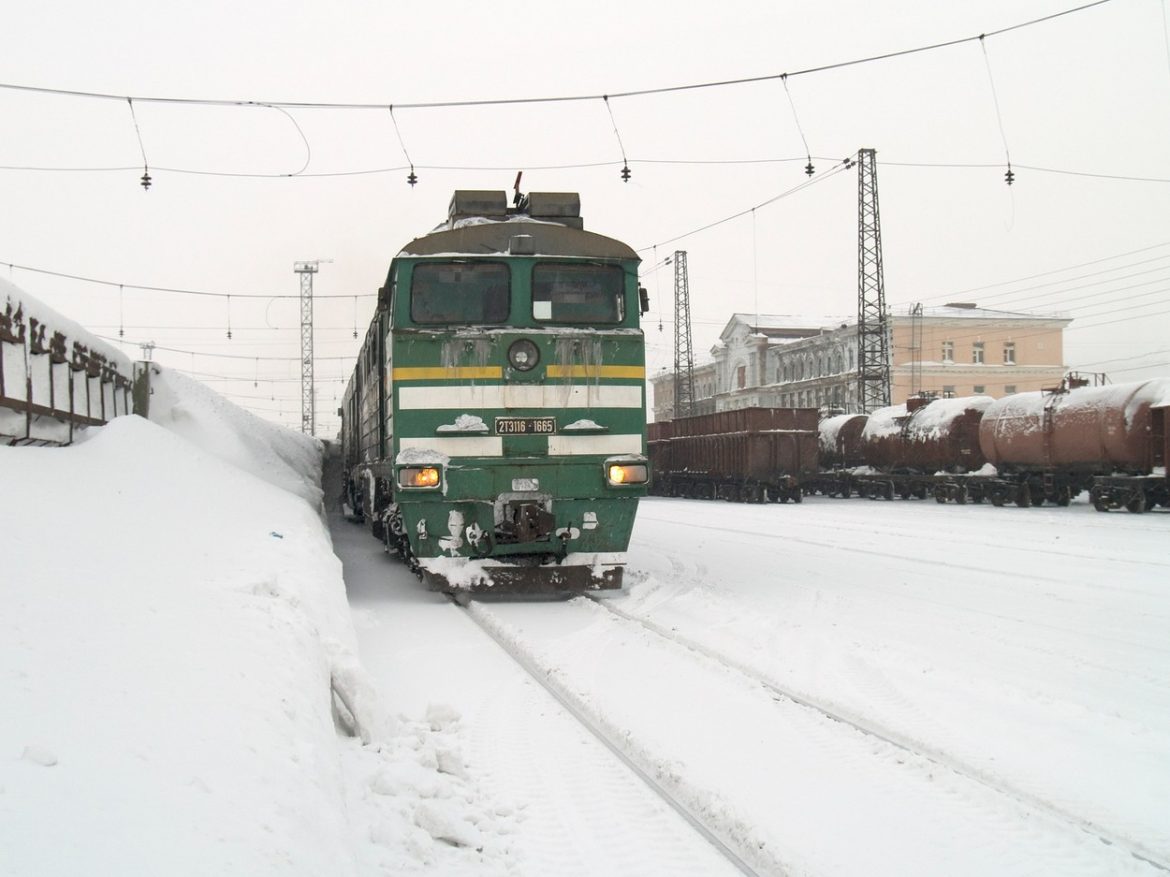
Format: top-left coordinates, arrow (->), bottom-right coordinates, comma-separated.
3,0 -> 1167,433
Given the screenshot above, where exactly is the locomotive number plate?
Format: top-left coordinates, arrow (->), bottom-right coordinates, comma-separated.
495,416 -> 556,435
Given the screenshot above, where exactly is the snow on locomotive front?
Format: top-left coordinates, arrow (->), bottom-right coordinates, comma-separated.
378,190 -> 648,591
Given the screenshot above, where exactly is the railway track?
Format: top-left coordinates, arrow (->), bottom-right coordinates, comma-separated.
446,592 -> 764,877
583,592 -> 1170,874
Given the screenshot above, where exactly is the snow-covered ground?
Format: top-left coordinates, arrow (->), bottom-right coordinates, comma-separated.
2,323 -> 1167,873
0,367 -> 513,876
339,489 -> 1169,875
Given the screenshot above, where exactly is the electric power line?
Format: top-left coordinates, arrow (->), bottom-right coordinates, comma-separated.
0,2 -> 1112,111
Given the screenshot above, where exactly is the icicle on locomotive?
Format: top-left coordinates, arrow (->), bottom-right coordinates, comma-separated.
339,187 -> 651,591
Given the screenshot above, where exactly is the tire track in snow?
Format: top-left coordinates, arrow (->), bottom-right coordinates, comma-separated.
587,593 -> 1170,874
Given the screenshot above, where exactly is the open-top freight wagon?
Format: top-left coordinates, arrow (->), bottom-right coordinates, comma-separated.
647,408 -> 818,503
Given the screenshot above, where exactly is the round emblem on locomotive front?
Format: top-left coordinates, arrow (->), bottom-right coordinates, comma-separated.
508,338 -> 540,371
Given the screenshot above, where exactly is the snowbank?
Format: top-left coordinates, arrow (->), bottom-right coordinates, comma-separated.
0,361 -> 510,875
147,366 -> 324,508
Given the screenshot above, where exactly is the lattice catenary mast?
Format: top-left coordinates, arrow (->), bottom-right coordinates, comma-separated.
293,260 -> 326,435
856,148 -> 891,413
671,250 -> 696,420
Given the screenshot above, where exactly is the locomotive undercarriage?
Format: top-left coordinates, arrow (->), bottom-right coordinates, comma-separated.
377,491 -> 627,593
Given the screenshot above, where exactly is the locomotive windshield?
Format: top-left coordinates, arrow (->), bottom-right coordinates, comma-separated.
410,262 -> 510,324
532,263 -> 624,324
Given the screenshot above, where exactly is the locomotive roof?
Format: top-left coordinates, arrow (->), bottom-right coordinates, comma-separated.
397,218 -> 639,261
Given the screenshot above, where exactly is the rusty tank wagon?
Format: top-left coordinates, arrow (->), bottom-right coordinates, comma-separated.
980,378 -> 1170,510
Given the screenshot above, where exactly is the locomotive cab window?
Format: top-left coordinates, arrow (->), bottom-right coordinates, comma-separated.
411,262 -> 509,324
532,263 -> 624,324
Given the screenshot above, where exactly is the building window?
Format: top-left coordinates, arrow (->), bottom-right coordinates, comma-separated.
972,342 -> 985,364
942,340 -> 954,363
736,365 -> 746,389
1005,385 -> 1017,395
942,385 -> 956,398
1003,342 -> 1016,364
973,385 -> 985,394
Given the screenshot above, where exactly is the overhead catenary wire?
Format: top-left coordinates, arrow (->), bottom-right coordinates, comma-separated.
637,158 -> 852,252
0,1 -> 1113,111
892,240 -> 1170,307
0,260 -> 375,300
978,36 -> 1015,185
3,156 -> 1166,183
780,75 -> 815,176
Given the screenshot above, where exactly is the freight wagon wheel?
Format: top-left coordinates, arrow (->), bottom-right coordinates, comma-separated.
1090,486 -> 1110,512
792,488 -> 803,504
1015,485 -> 1033,509
990,491 -> 1005,508
883,481 -> 895,501
934,486 -> 947,504
955,485 -> 968,505
1055,486 -> 1071,507
1125,491 -> 1147,514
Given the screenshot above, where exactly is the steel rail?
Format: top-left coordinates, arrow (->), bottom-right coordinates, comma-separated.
446,593 -> 766,877
585,593 -> 1170,874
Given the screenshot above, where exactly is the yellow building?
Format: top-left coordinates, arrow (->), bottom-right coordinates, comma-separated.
650,304 -> 1071,420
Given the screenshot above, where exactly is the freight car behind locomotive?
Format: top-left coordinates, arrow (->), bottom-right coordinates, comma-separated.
648,408 -> 818,502
980,378 -> 1170,511
812,395 -> 993,501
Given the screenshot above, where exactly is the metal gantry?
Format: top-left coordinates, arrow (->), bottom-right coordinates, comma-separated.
671,250 -> 696,420
856,148 -> 891,413
294,261 -> 320,435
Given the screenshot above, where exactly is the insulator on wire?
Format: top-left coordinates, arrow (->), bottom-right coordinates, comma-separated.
805,160 -> 815,177
140,170 -> 152,191
621,163 -> 631,182
407,167 -> 418,187
1004,166 -> 1015,186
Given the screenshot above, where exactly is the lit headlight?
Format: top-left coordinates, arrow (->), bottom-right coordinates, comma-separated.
606,463 -> 648,486
398,466 -> 441,489
507,338 -> 540,372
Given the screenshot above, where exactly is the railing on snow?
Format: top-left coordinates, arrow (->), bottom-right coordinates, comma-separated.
0,300 -> 140,446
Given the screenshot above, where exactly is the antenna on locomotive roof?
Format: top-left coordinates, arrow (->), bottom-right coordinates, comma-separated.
512,171 -> 526,207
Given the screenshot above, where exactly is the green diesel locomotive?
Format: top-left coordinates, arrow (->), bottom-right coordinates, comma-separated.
340,188 -> 650,591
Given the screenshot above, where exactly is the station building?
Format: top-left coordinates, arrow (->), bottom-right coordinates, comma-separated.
650,304 -> 1071,421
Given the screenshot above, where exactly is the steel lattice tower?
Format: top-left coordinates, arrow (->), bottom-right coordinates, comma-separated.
294,261 -> 319,435
672,250 -> 696,420
856,148 -> 891,413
